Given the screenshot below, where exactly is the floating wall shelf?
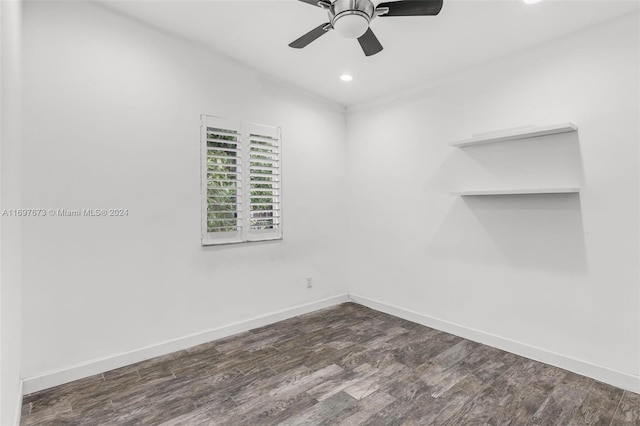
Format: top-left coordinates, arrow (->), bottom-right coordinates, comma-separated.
448,123 -> 578,148
451,187 -> 580,196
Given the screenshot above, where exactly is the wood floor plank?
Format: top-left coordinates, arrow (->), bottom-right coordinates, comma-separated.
391,330 -> 462,370
612,391 -> 640,424
20,303 -> 640,425
21,399 -> 73,426
362,389 -> 436,426
108,396 -> 195,426
231,365 -> 312,406
343,362 -> 408,400
429,340 -> 479,369
489,383 -> 548,425
327,390 -> 396,425
306,363 -> 378,401
531,371 -> 594,425
421,375 -> 485,424
191,366 -> 277,408
437,358 -> 541,425
156,405 -> 218,426
219,389 -> 318,426
569,380 -> 624,425
277,391 -> 356,426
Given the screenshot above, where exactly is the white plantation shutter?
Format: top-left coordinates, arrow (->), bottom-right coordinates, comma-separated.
201,116 -> 244,245
246,122 -> 282,241
201,116 -> 282,245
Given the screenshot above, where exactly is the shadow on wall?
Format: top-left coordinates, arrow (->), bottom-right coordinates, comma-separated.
424,131 -> 584,191
426,195 -> 587,274
471,193 -> 585,273
459,132 -> 584,186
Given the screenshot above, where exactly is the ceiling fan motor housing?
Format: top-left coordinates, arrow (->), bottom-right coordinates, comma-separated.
330,0 -> 375,39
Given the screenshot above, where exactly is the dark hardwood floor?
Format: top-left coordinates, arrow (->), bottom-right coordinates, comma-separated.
20,303 -> 640,425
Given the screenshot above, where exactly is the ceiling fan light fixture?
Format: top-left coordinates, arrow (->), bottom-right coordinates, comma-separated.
340,74 -> 354,82
289,0 -> 443,57
333,12 -> 370,39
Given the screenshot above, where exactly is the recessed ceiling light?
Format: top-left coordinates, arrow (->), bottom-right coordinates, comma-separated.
523,0 -> 542,4
340,74 -> 354,82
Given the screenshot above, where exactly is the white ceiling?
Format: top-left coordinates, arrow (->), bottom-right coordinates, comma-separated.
100,0 -> 639,107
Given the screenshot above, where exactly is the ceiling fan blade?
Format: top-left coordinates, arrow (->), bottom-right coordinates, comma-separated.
296,0 -> 331,8
289,23 -> 332,49
377,0 -> 443,16
358,28 -> 383,57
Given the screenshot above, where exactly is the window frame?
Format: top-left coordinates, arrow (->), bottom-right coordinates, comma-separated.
201,115 -> 283,246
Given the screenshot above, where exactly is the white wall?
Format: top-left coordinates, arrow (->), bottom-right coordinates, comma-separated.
347,12 -> 640,390
1,0 -> 23,423
22,1 -> 347,385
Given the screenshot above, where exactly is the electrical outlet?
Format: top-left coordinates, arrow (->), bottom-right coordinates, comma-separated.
306,276 -> 313,288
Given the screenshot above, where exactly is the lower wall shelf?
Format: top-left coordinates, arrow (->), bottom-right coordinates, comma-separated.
451,187 -> 580,196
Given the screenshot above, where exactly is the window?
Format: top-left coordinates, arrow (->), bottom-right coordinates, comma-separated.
201,115 -> 282,245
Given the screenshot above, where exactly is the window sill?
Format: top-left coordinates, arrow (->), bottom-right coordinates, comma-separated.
201,236 -> 283,247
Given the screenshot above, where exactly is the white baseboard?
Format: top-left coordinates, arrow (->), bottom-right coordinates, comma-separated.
12,380 -> 23,426
22,294 -> 349,395
349,294 -> 640,394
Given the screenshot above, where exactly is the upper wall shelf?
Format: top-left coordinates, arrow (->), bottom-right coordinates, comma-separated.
448,123 -> 578,148
451,187 -> 580,196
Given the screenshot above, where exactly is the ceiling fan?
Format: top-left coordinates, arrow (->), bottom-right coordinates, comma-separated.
289,0 -> 443,57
